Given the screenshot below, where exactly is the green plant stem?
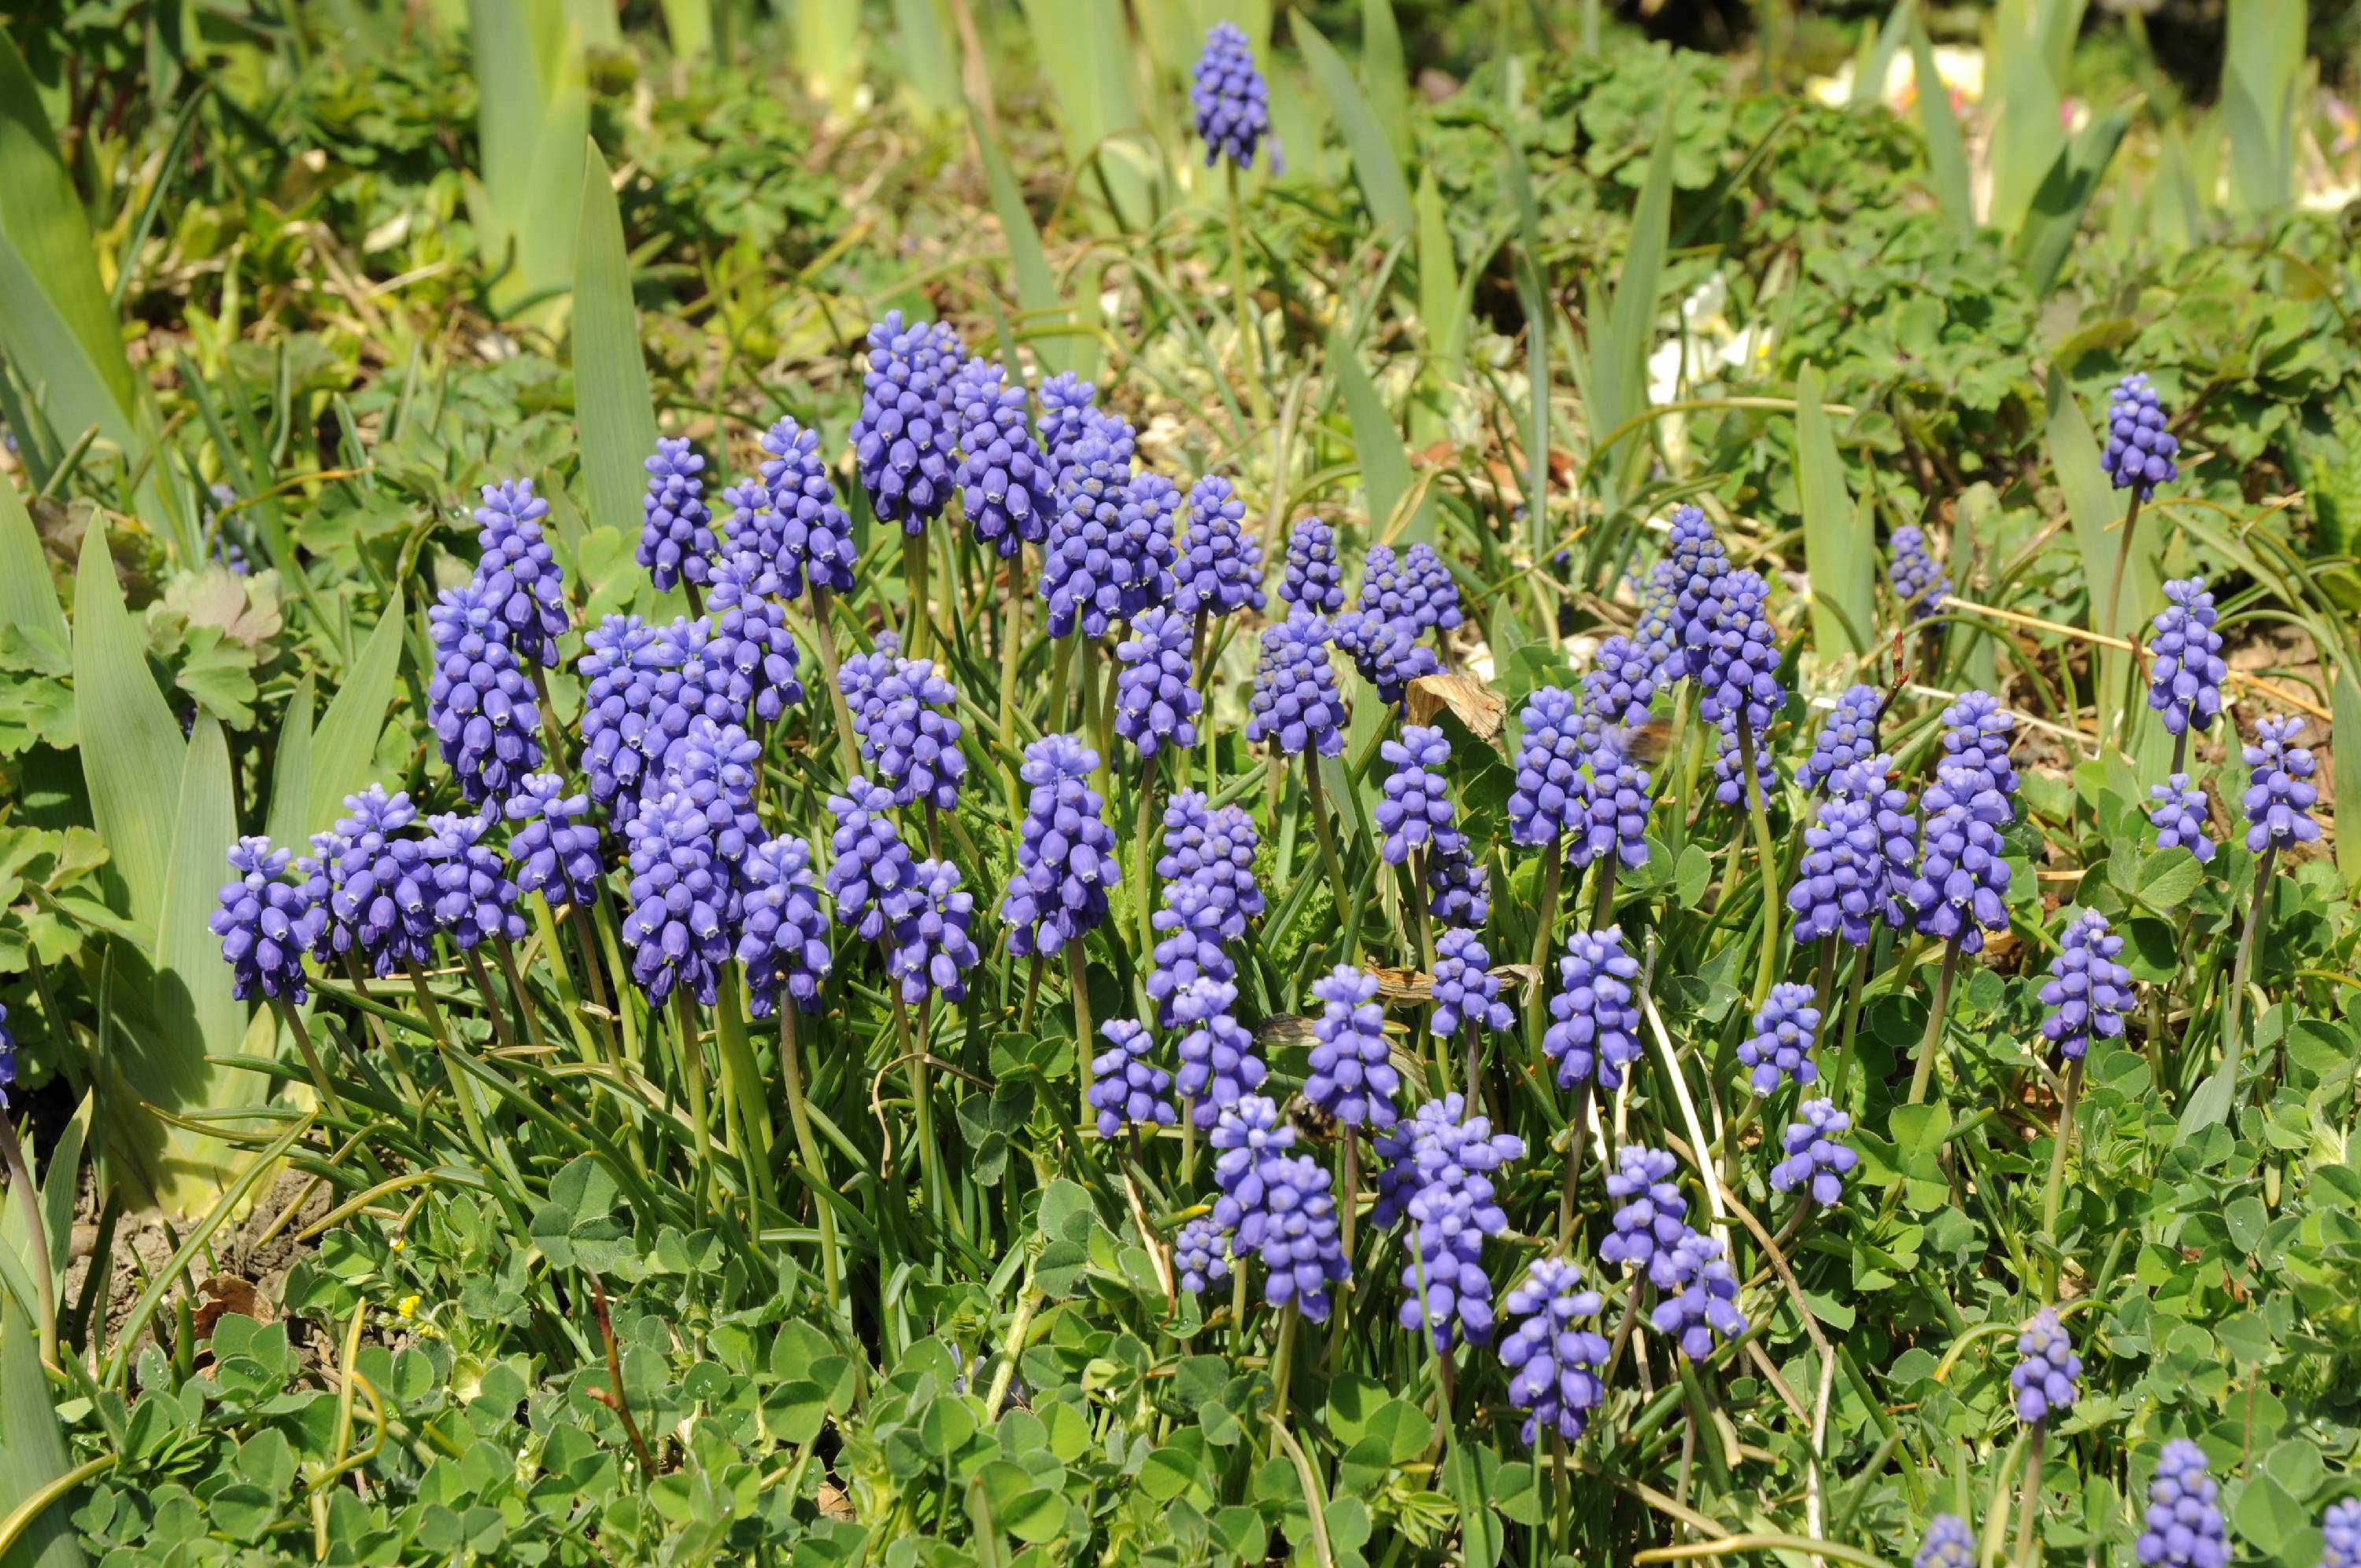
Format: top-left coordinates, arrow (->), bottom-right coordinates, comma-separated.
1227,165 -> 1272,430
1558,1082 -> 1594,1246
778,1006 -> 844,1317
1905,940 -> 1961,1106
808,589 -> 863,784
1737,722 -> 1781,1008
1327,1131 -> 1360,1359
493,938 -> 545,1050
714,978 -> 778,1211
1268,1304 -> 1299,1454
1067,942 -> 1096,1127
1305,760 -> 1353,954
0,1116 -> 59,1369
566,903 -> 624,1069
1136,752 -> 1160,964
2104,489 -> 2145,641
2038,1058 -> 2082,1299
891,989 -> 951,1236
902,528 -> 931,661
673,991 -> 715,1211
2011,1423 -> 2046,1568
2223,847 -> 2278,1098
272,995 -> 350,1122
1526,843 -> 1564,1065
461,948 -> 520,1053
998,553 -> 1029,793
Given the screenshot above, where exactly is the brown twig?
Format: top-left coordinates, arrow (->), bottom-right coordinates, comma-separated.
583,1270 -> 657,1476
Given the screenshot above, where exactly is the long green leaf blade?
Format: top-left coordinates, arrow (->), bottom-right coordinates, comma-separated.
0,1286 -> 83,1568
265,675 -> 316,854
1794,365 -> 1874,659
72,523 -> 185,939
971,108 -> 1085,378
1910,14 -> 1974,233
571,142 -> 659,540
1359,0 -> 1410,160
0,472 -> 64,647
1592,109 -> 1676,474
1331,327 -> 1422,545
2337,666 -> 2361,891
1289,14 -> 1413,237
307,593 -> 407,835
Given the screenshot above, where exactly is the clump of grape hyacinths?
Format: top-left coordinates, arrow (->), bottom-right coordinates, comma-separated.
2039,909 -> 2134,1061
1770,1099 -> 1857,1205
1375,726 -> 1462,865
1209,1094 -> 1292,1231
1543,928 -> 1643,1092
1158,792 -> 1263,935
1376,1095 -> 1523,1351
1695,568 -> 1785,736
2148,774 -> 2215,863
1573,731 -> 1653,872
851,312 -> 961,531
2148,577 -> 2225,738
1114,607 -> 1201,759
1147,880 -> 1234,1023
1916,1516 -> 1975,1568
1173,979 -> 1265,1130
1635,559 -> 1683,682
1887,525 -> 1950,620
2010,1308 -> 2082,1424
888,859 -> 978,1005
1278,518 -> 1343,613
620,791 -> 730,1007
2241,715 -> 2321,853
1190,20 -> 1280,171
1796,684 -> 1884,793
578,616 -> 679,823
1507,687 -> 1586,848
950,359 -> 1055,556
471,479 -> 567,666
1172,475 -> 1265,619
428,581 -> 542,804
1306,965 -> 1398,1127
824,778 -> 918,944
737,836 -> 830,1017
2104,373 -> 2180,500
329,788 -> 437,977
2136,1440 -> 2225,1568
1912,695 -> 2017,955
1430,928 -> 1511,1042
211,838 -> 325,1003
1173,1218 -> 1231,1296
1583,634 -> 1657,729
1789,764 -> 1914,947
1332,607 -> 1439,706
1599,1146 -> 1687,1277
1243,614 -> 1346,757
1498,1260 -> 1610,1444
1039,434 -> 1155,639
838,633 -> 966,810
1036,372 -> 1104,488
1001,735 -> 1121,957
1665,505 -> 1729,662
422,811 -> 527,952
1242,1152 -> 1347,1322
756,417 -> 857,597
504,774 -> 604,912
1737,983 -> 1820,1096
1088,1018 -> 1175,1139
704,551 -> 805,724
1942,691 -> 2019,799
1427,841 -> 1490,928
1651,1230 -> 1747,1360
639,437 -> 716,592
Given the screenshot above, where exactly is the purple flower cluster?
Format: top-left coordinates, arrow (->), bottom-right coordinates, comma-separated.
1507,687 -> 1586,847
1430,927 -> 1511,1041
1241,1152 -> 1347,1323
1376,725 -> 1463,865
1361,543 -> 1461,636
851,312 -> 963,531
737,835 -> 830,1016
1037,373 -> 1111,489
1279,518 -> 1343,614
756,417 -> 857,597
504,773 -> 604,913
1373,1094 -> 1523,1350
1498,1260 -> 1610,1444
1665,506 -> 1729,669
211,837 -> 326,1002
951,358 -> 1055,556
1190,22 -> 1280,171
1039,435 -> 1162,639
1001,734 -> 1121,957
1173,475 -> 1265,619
421,810 -> 526,952
2104,373 -> 2180,500
704,551 -> 805,723
1694,568 -> 1785,736
1910,693 -> 2016,955
2010,1308 -> 2082,1424
1583,634 -> 1657,729
838,633 -> 967,811
1636,559 -> 1683,681
1425,841 -> 1490,928
1573,731 -> 1652,872
1088,1017 -> 1175,1138
473,479 -> 567,666
2241,715 -> 2322,853
1650,1230 -> 1746,1361
2136,1440 -> 2225,1568
823,777 -> 918,943
2039,909 -> 2134,1060
2319,1498 -> 2361,1568
1710,714 -> 1778,807
1114,607 -> 1201,759
1210,1094 -> 1292,1231
1769,1099 -> 1857,1205
1149,792 -> 1262,1026
885,858 -> 977,1005
1599,1146 -> 1688,1277
1916,1516 -> 1975,1568
620,789 -> 732,1006
1796,684 -> 1883,793
427,581 -> 543,805
1244,614 -> 1346,757
1789,761 -> 1915,947
1543,927 -> 1642,1092
1332,607 -> 1439,706
1306,965 -> 1399,1126
2148,578 -> 2225,737
2148,774 -> 2215,863
1888,525 -> 1950,621
1939,690 -> 2018,799
1736,983 -> 1821,1096
1173,978 -> 1266,1129
327,787 -> 438,977
639,437 -> 717,591
1173,1217 -> 1231,1296
578,616 -> 679,824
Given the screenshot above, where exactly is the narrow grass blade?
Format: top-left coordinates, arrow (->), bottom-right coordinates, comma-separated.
572,142 -> 660,540
72,523 -> 186,939
1018,0 -> 1158,230
1288,14 -> 1412,236
2224,0 -> 2302,213
265,675 -> 316,853
1359,0 -> 1410,160
1910,14 -> 1973,233
889,0 -> 961,118
2013,104 -> 2131,296
2337,666 -> 2361,891
1983,0 -> 2065,239
971,108 -> 1078,376
1850,0 -> 1912,107
0,1286 -> 83,1568
1331,327 -> 1424,546
659,0 -> 713,59
307,593 -> 407,835
1416,171 -> 1463,370
1502,134 -> 1550,559
1591,109 -> 1676,478
0,474 -> 65,647
1794,365 -> 1873,659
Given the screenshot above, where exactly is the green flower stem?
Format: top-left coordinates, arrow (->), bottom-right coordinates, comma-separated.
1737,722 -> 1781,1009
1525,843 -> 1565,1067
269,995 -> 352,1126
527,899 -> 596,1061
1407,850 -> 1436,976
1326,1131 -> 1360,1358
1229,1258 -> 1250,1356
807,588 -> 863,784
1136,751 -> 1160,965
889,987 -> 953,1238
1591,858 -> 1620,928
902,528 -> 931,662
1304,760 -> 1354,955
493,938 -> 545,1050
1558,1082 -> 1594,1246
1066,942 -> 1096,1127
591,884 -> 641,1068
1079,640 -> 1112,802
2223,846 -> 2278,1102
1905,940 -> 1962,1107
460,948 -> 520,1053
1267,1304 -> 1299,1455
409,968 -> 499,1166
2038,1059 -> 2082,1299
998,553 -> 1029,795
566,902 -> 626,1070
2010,1422 -> 2046,1568
1825,938 -> 1874,1107
714,977 -> 778,1212
672,991 -> 716,1212
0,1113 -> 60,1368
1227,165 -> 1272,431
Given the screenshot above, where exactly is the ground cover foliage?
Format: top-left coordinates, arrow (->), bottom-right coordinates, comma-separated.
0,2 -> 2359,1567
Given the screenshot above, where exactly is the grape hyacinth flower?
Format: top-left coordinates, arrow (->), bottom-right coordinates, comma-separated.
2039,909 -> 2134,1061
1378,1096 -> 1523,1350
1243,614 -> 1346,757
1427,841 -> 1490,928
1694,568 -> 1785,736
1650,1230 -> 1747,1361
2136,1440 -> 2225,1568
1278,518 -> 1343,614
1795,684 -> 1884,794
211,838 -> 325,1002
1114,607 -> 1201,759
1088,1017 -> 1174,1139
888,859 -> 979,1005
2010,1308 -> 2082,1424
1147,880 -> 1235,1024
1665,504 -> 1729,662
1710,713 -> 1778,807
2104,373 -> 2180,500
1636,559 -> 1683,682
2148,774 -> 2215,863
1497,1260 -> 1611,1444
839,633 -> 967,811
1242,1153 -> 1347,1322
578,615 -> 682,822
1737,983 -> 1821,1096
1001,734 -> 1121,957
1573,731 -> 1653,873
1583,634 -> 1657,729
639,437 -> 717,592
1209,1093 -> 1293,1231
1770,1099 -> 1857,1205
2241,715 -> 2322,853
2148,577 -> 2225,739
756,417 -> 857,598
850,312 -> 961,531
1331,607 -> 1439,707
1401,543 -> 1462,634
1037,373 -> 1114,489
1542,927 -> 1643,1092
1173,978 -> 1266,1129
1158,792 -> 1264,936
1191,21 -> 1279,172
1598,1146 -> 1687,1278
2318,1498 -> 2360,1568
1788,765 -> 1913,947
737,836 -> 830,1017
1916,1516 -> 1975,1568
1375,725 -> 1463,865
824,777 -> 918,943
1911,787 -> 2013,955
663,717 -> 765,873
330,787 -> 438,978
1172,475 -> 1265,620
1888,525 -> 1951,621
704,550 -> 805,725
504,774 -> 604,913
421,811 -> 527,952
1306,964 -> 1399,1127
1938,691 -> 2019,802
471,478 -> 568,666
1039,434 -> 1151,640
1430,928 -> 1511,1041
427,581 -> 542,804
951,359 -> 1055,556
1173,1218 -> 1231,1296
1506,687 -> 1586,848
620,790 -> 730,1006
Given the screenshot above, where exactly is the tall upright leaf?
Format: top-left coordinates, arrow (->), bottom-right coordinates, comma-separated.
2224,0 -> 2303,214
1910,15 -> 1974,233
2014,105 -> 2131,296
659,0 -> 713,60
1416,171 -> 1463,370
0,1289 -> 82,1568
1331,327 -> 1424,545
2336,665 -> 2361,891
72,524 -> 186,939
1018,0 -> 1159,231
1850,0 -> 1912,108
1589,109 -> 1676,480
1289,14 -> 1412,236
889,0 -> 961,118
1984,0 -> 2066,240
307,595 -> 408,834
571,143 -> 660,540
467,0 -> 589,312
784,0 -> 866,118
2045,367 -> 2151,745
265,675 -> 316,854
1794,366 -> 1874,659
0,473 -> 65,647
972,109 -> 1087,378
1359,0 -> 1410,160
153,714 -> 244,1083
